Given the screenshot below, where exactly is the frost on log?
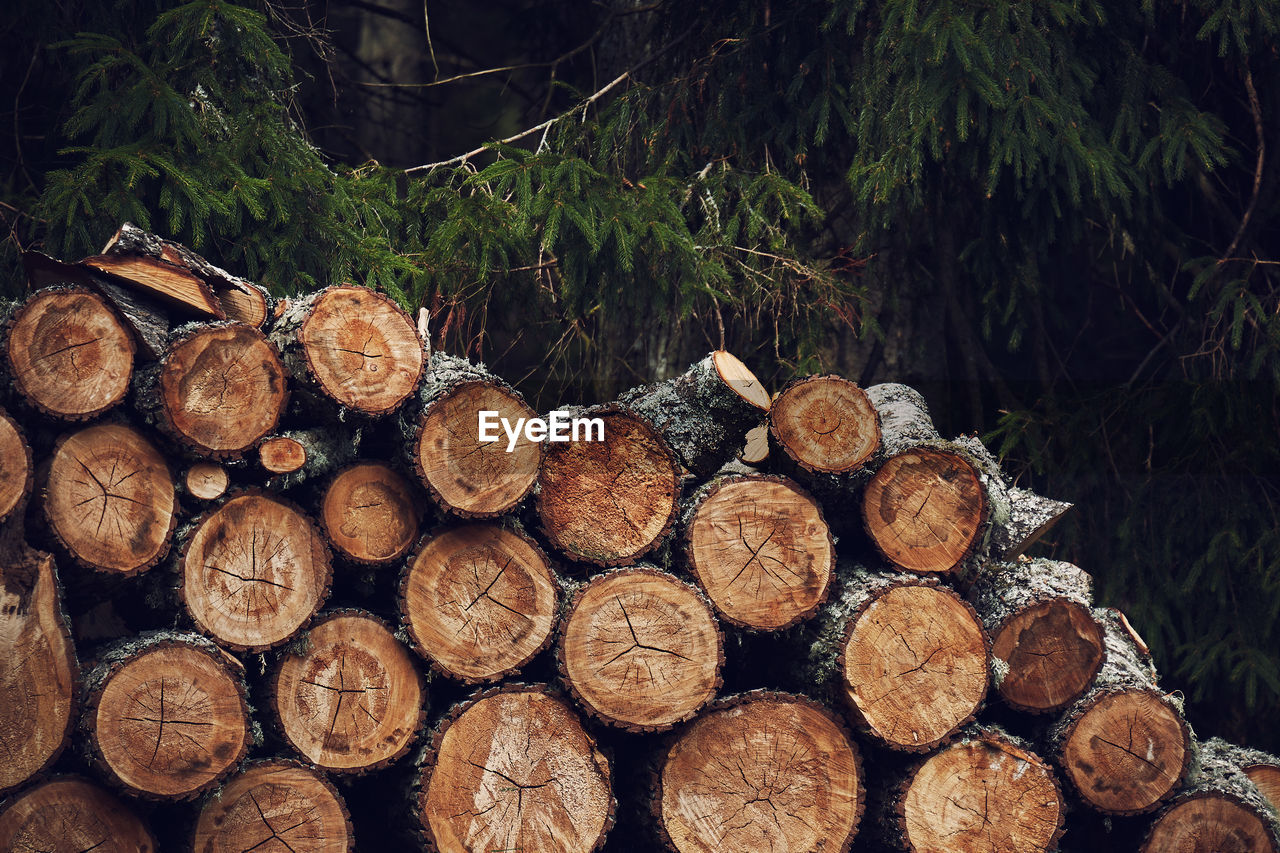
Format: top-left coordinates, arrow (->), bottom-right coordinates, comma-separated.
0,230 -> 1270,851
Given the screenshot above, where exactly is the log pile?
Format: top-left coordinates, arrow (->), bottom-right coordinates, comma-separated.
1,225 -> 1277,852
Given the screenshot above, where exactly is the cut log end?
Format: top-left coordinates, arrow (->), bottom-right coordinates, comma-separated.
991,599 -> 1105,712
6,286 -> 135,420
0,409 -> 33,524
686,476 -> 833,630
711,350 -> 771,410
659,692 -> 862,853
537,409 -> 680,565
400,524 -> 558,683
418,687 -> 613,853
193,760 -> 354,853
184,462 -> 229,501
841,583 -> 988,751
273,612 -> 424,772
80,254 -> 224,319
321,462 -> 419,564
259,435 -> 307,474
1245,765 -> 1280,812
0,777 -> 156,853
413,381 -> 540,517
769,375 -> 880,473
1142,794 -> 1280,853
863,448 -> 987,574
561,569 -> 721,731
180,491 -> 331,651
739,422 -> 770,465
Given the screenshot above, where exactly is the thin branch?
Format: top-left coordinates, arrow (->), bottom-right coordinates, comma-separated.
1221,66 -> 1264,262
422,0 -> 440,80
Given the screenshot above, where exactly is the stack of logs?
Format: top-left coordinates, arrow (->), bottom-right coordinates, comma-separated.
0,223 -> 1278,853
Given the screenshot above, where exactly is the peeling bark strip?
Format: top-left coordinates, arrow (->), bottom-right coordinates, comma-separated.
769,374 -> 880,474
271,611 -> 424,773
559,568 -> 722,731
682,474 -> 834,630
537,407 -> 681,565
399,523 -> 559,683
417,686 -> 614,853
44,423 -> 176,575
0,776 -> 156,853
193,759 -> 354,853
0,408 -> 33,525
968,558 -> 1105,713
657,691 -> 863,853
895,726 -> 1065,853
83,634 -> 250,800
179,490 -> 331,652
320,462 -> 419,565
5,285 -> 135,420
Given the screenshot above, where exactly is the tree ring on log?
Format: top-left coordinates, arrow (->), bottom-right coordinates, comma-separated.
711,350 -> 772,410
193,759 -> 353,853
0,777 -> 156,852
0,408 -> 32,525
1142,793 -> 1279,853
769,375 -> 879,473
1245,765 -> 1280,812
320,462 -> 419,565
991,599 -> 1105,713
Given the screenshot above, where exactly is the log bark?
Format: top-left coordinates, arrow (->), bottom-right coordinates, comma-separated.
559,567 -> 722,731
44,422 -> 176,575
680,472 -> 834,630
193,759 -> 354,853
415,684 -> 614,853
967,557 -> 1105,713
0,408 -> 33,525
178,490 -> 332,652
768,374 -> 880,476
398,522 -> 559,683
0,776 -> 157,852
4,285 -> 135,420
656,690 -> 863,853
271,610 -> 424,773
400,353 -> 541,518
893,725 -> 1065,853
617,350 -> 770,477
269,286 -> 424,417
183,461 -> 229,501
319,461 -> 419,565
82,632 -> 251,800
537,406 -> 681,566
1141,737 -> 1280,853
1052,607 -> 1192,815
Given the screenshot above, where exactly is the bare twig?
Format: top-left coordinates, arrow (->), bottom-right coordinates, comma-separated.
1222,67 -> 1264,263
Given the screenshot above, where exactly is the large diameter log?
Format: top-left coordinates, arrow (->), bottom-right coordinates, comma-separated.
44,423 -> 176,575
271,610 -> 424,773
83,633 -> 251,800
559,567 -> 722,731
768,374 -> 880,476
618,350 -> 771,477
5,285 -> 135,420
1052,608 -> 1192,814
178,490 -> 332,652
270,285 -> 424,416
416,685 -> 614,853
320,461 -> 419,565
894,726 -> 1065,853
0,776 -> 156,852
193,759 -> 354,853
681,473 -> 834,630
0,532 -> 78,795
656,691 -> 863,853
399,523 -> 559,683
967,558 -> 1105,713
402,353 -> 541,518
1141,738 -> 1280,853
0,408 -> 33,525
537,407 -> 681,566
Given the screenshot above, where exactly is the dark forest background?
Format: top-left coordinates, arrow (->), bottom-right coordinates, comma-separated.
2,0 -> 1278,753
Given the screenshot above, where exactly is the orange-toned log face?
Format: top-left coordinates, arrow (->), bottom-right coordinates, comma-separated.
769,375 -> 880,473
1142,796 -> 1277,853
0,778 -> 156,853
991,599 -> 1105,712
193,761 -> 352,853
321,462 -> 419,564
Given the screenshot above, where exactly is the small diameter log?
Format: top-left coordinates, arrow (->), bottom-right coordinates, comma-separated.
320,461 -> 419,565
739,422 -> 769,465
895,726 -> 1065,853
0,776 -> 156,853
259,427 -> 357,490
179,490 -> 331,652
0,534 -> 78,795
1052,608 -> 1192,815
657,691 -> 863,853
681,473 -> 834,630
399,523 -> 559,683
259,434 -> 308,474
0,408 -> 33,525
184,462 -> 229,501
1234,745 -> 1280,812
768,374 -> 880,476
193,759 -> 354,853
403,353 -> 541,518
83,633 -> 251,800
5,285 -> 135,420
271,611 -> 424,773
537,407 -> 681,566
416,685 -> 614,853
618,350 -> 771,477
967,558 -> 1105,713
44,423 -> 176,575
79,250 -> 225,319
1141,738 -> 1280,853
270,285 -> 423,416
559,568 -> 722,731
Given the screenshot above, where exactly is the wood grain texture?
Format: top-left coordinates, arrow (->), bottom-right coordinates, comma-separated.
320,462 -> 419,565
769,375 -> 880,474
193,759 -> 353,853
0,776 -> 156,853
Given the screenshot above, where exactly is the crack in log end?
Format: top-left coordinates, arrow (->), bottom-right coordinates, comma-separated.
193,762 -> 351,853
322,464 -> 418,564
769,376 -> 879,474
0,778 -> 156,852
